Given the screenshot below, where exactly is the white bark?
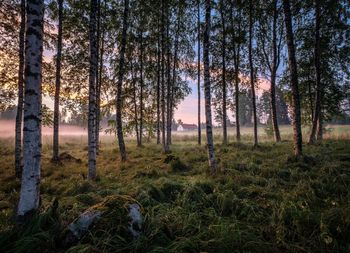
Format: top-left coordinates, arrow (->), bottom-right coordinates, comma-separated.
17,0 -> 45,217
88,0 -> 98,179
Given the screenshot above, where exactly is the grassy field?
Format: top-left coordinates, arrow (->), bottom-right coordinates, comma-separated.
0,126 -> 350,252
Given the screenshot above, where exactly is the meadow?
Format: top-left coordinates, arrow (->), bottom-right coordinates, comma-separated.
0,124 -> 349,252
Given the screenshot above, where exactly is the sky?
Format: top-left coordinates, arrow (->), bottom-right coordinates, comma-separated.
41,74 -> 271,126
40,48 -> 272,126
174,77 -> 270,125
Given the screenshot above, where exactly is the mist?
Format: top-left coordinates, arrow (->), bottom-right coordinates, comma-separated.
0,120 -> 88,138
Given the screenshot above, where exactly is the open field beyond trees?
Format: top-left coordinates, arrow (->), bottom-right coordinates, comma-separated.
0,126 -> 350,253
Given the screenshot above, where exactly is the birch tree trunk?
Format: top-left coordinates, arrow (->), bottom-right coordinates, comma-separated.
219,2 -> 227,145
15,0 -> 26,178
17,0 -> 44,220
156,17 -> 161,145
138,27 -> 143,147
169,7 -> 181,146
283,0 -> 303,156
197,0 -> 201,145
249,0 -> 258,147
52,0 -> 63,161
270,0 -> 281,142
116,0 -> 129,162
161,0 -> 166,151
88,0 -> 98,179
96,22 -> 105,154
165,2 -> 171,153
131,62 -> 140,145
309,0 -> 322,144
204,0 -> 217,174
229,1 -> 241,142
95,0 -> 102,154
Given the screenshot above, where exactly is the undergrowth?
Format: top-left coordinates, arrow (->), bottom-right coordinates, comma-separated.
0,138 -> 349,252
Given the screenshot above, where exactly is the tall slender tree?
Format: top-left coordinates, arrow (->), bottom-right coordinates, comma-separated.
96,18 -> 105,154
116,0 -> 129,161
204,0 -> 217,174
219,0 -> 228,145
249,0 -> 258,147
256,0 -> 283,142
15,0 -> 26,178
283,0 -> 303,156
165,1 -> 171,153
95,0 -> 102,154
197,0 -> 201,145
17,0 -> 44,220
170,6 -> 181,145
229,0 -> 241,142
309,0 -> 322,144
156,16 -> 161,145
131,61 -> 140,145
87,0 -> 98,179
138,24 -> 144,147
270,0 -> 282,142
52,0 -> 63,161
161,0 -> 166,151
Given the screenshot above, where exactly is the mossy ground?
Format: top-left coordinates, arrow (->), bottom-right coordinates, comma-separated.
0,129 -> 349,252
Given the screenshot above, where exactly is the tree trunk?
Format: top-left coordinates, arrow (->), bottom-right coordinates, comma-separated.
283,0 -> 303,156
308,80 -> 314,123
131,63 -> 140,145
156,17 -> 161,145
138,27 -> 143,147
161,0 -> 166,151
88,0 -> 98,179
15,0 -> 26,178
229,1 -> 241,142
169,7 -> 181,146
17,0 -> 44,220
204,0 -> 217,174
249,0 -> 258,147
116,0 -> 129,162
52,0 -> 63,161
95,0 -> 102,154
165,4 -> 171,153
197,0 -> 201,145
96,20 -> 105,154
309,0 -> 322,144
234,62 -> 240,142
220,3 -> 227,145
270,0 -> 281,142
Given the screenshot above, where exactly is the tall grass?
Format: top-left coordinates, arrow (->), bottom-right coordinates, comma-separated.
0,129 -> 349,252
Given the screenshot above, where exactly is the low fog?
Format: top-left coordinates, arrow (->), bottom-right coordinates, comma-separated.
0,120 -> 88,138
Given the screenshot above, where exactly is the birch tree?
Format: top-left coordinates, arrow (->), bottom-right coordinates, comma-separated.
52,0 -> 63,161
197,0 -> 201,145
204,0 -> 217,174
15,0 -> 26,177
116,0 -> 129,161
282,0 -> 303,156
308,0 -> 322,144
219,0 -> 228,145
248,0 -> 258,147
17,0 -> 44,220
256,0 -> 283,142
88,0 -> 98,179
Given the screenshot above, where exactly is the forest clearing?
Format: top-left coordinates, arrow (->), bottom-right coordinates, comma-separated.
1,0 -> 350,252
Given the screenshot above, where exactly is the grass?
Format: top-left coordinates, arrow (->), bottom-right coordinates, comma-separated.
0,126 -> 350,252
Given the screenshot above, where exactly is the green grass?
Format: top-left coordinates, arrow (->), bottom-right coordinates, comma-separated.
0,131 -> 350,252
